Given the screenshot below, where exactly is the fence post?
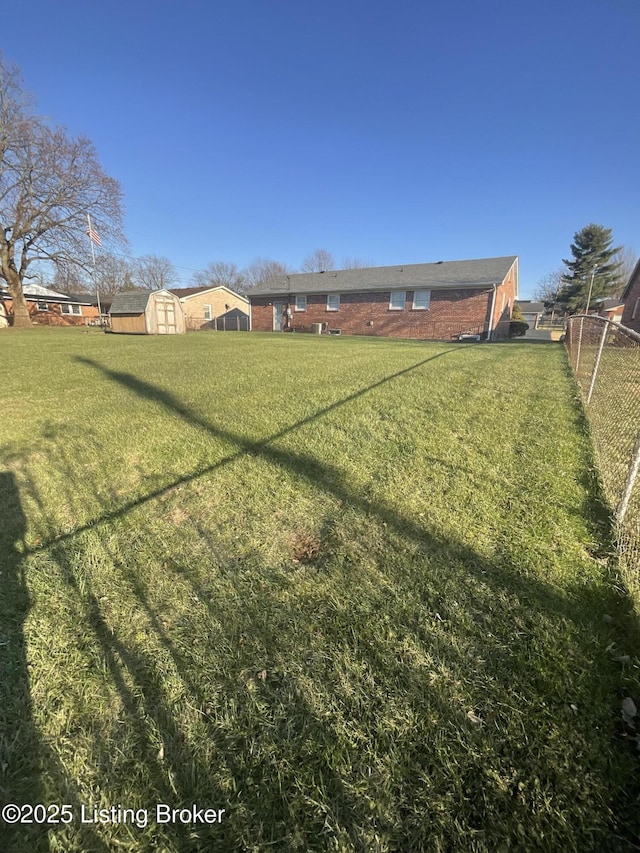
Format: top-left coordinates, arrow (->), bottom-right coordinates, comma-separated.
617,429 -> 640,525
575,316 -> 584,374
586,320 -> 608,405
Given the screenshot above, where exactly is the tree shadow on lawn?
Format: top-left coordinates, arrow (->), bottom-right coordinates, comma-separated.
4,351 -> 640,849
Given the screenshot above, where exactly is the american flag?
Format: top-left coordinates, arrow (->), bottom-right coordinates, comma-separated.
86,224 -> 102,247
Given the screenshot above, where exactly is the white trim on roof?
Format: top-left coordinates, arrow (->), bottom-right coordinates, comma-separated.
174,285 -> 249,303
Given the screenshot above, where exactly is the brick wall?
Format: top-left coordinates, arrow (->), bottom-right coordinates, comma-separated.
180,289 -> 249,331
250,288 -> 497,340
1,298 -> 98,326
491,259 -> 517,339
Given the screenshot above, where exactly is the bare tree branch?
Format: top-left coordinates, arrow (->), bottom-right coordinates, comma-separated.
191,261 -> 247,295
133,254 -> 178,291
243,257 -> 294,290
301,248 -> 335,273
342,256 -> 375,270
0,52 -> 126,326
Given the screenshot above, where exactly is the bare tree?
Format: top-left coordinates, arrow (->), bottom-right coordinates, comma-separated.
92,253 -> 135,296
301,248 -> 335,273
191,261 -> 247,294
133,254 -> 177,291
243,257 -> 294,290
342,256 -> 375,270
51,262 -> 88,294
0,54 -> 126,327
534,268 -> 565,305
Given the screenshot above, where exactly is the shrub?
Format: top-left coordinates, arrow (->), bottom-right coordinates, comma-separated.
509,320 -> 529,337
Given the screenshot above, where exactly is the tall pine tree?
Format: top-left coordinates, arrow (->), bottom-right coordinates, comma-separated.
557,224 -> 623,312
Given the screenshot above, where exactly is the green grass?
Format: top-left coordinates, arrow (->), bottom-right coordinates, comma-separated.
1,328 -> 639,852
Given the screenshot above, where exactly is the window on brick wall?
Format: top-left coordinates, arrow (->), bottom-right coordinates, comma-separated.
412,290 -> 431,310
389,291 -> 406,310
203,304 -> 212,320
61,303 -> 82,315
327,293 -> 340,311
295,294 -> 307,311
36,301 -> 49,311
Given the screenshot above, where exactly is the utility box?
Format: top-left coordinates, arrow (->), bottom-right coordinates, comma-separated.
311,323 -> 322,335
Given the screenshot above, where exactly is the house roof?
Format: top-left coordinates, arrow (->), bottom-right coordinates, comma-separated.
63,291 -> 100,306
515,300 -> 545,313
0,283 -> 89,305
622,259 -> 640,300
248,256 -> 518,298
169,285 -> 249,303
593,297 -> 624,310
109,290 -> 154,314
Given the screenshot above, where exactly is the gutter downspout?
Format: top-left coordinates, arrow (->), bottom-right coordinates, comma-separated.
486,284 -> 498,341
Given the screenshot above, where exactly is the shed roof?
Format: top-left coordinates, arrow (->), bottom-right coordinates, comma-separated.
248,256 -> 518,298
109,290 -> 154,314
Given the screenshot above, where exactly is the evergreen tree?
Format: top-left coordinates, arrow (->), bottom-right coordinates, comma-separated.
556,224 -> 622,313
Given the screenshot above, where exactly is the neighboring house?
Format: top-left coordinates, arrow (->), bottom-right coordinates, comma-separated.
515,300 -> 545,330
621,259 -> 640,334
0,283 -> 99,327
249,256 -> 518,341
109,290 -> 185,335
591,297 -> 624,324
169,286 -> 250,331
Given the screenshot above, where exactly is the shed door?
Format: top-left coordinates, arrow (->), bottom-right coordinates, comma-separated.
157,300 -> 177,334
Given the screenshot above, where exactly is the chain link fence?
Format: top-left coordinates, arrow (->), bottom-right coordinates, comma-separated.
565,315 -> 640,595
185,315 -> 250,332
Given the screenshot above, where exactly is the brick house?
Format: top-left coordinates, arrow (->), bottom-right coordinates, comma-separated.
248,256 -> 518,341
0,283 -> 99,327
621,259 -> 640,334
170,286 -> 250,331
591,297 -> 624,324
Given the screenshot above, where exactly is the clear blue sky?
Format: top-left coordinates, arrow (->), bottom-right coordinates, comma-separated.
7,0 -> 640,297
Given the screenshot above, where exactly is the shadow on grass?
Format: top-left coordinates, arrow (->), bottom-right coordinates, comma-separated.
3,349 -> 640,850
0,473 -> 116,853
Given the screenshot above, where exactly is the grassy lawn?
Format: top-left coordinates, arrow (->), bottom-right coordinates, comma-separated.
1,329 -> 639,852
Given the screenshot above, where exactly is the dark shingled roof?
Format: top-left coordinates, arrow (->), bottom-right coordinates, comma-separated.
248,256 -> 518,298
109,291 -> 154,314
169,286 -> 212,298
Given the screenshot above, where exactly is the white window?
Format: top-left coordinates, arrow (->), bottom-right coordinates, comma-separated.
412,290 -> 431,310
633,298 -> 640,320
36,301 -> 48,311
61,303 -> 82,315
203,304 -> 212,320
295,294 -> 307,311
327,293 -> 340,311
389,291 -> 406,310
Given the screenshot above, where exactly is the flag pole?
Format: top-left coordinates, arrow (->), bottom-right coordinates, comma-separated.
87,213 -> 102,324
